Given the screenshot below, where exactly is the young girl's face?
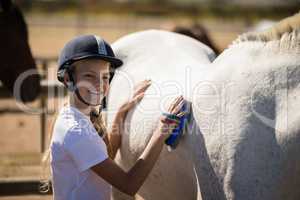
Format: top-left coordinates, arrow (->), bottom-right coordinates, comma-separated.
72,59 -> 110,106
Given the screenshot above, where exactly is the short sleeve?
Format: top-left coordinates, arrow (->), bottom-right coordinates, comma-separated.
63,126 -> 108,172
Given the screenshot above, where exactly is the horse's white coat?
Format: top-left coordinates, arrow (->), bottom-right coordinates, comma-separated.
248,20 -> 276,32
107,29 -> 300,200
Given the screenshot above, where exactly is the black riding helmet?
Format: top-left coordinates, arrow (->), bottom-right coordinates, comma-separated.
57,34 -> 122,82
57,35 -> 123,106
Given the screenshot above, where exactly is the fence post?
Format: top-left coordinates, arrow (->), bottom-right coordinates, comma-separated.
40,60 -> 48,153
40,94 -> 46,153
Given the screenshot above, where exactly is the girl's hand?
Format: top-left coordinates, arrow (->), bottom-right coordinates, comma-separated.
119,79 -> 151,114
107,80 -> 151,158
155,96 -> 185,139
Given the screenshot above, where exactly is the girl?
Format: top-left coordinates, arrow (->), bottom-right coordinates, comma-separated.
47,35 -> 185,200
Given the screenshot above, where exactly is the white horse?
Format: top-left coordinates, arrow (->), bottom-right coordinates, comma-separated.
107,27 -> 300,200
248,20 -> 276,32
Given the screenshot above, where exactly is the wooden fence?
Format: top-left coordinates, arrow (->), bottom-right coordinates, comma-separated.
0,57 -> 66,153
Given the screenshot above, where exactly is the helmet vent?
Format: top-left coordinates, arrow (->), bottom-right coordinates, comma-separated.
94,35 -> 107,56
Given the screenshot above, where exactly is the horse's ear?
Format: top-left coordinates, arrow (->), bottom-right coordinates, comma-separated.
0,0 -> 13,12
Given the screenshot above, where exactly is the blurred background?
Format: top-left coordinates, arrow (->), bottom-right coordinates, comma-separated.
0,0 -> 299,199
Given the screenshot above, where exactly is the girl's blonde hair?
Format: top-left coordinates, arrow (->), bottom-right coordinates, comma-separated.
39,105 -> 112,193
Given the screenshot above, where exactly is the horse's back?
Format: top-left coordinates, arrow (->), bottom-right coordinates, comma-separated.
194,31 -> 300,200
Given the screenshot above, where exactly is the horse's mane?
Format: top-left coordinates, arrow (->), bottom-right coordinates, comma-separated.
232,12 -> 300,54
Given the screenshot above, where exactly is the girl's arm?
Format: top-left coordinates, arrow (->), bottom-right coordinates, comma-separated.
91,96 -> 185,196
103,106 -> 127,159
104,80 -> 152,159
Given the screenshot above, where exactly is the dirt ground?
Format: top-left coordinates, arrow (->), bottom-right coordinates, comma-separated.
0,195 -> 51,200
27,14 -> 245,58
0,195 -> 144,199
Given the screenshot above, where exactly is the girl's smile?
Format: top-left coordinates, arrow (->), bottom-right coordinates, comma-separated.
88,90 -> 101,95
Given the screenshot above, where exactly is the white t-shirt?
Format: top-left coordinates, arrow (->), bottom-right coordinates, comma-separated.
50,105 -> 110,200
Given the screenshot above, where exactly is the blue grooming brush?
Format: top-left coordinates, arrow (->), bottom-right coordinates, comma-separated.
164,102 -> 189,150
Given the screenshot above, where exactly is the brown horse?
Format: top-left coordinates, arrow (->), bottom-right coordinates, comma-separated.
0,0 -> 40,102
173,23 -> 220,55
